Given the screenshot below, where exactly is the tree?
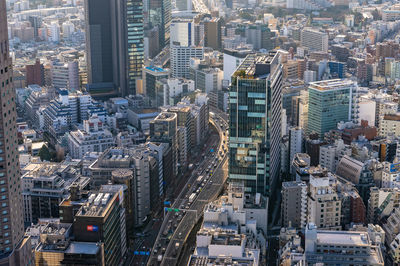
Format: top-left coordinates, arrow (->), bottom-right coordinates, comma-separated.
38,145 -> 52,161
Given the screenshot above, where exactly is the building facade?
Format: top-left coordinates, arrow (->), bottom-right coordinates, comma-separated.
229,52 -> 283,196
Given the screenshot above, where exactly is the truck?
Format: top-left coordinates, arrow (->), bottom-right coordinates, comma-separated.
196,175 -> 203,182
189,193 -> 196,203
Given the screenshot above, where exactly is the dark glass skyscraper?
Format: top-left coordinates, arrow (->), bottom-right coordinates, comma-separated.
85,0 -> 144,97
85,0 -> 115,95
228,52 -> 283,196
116,0 -> 144,96
148,0 -> 171,49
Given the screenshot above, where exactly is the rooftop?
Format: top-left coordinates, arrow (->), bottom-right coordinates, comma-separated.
65,242 -> 101,255
234,51 -> 279,79
309,79 -> 356,91
75,191 -> 117,218
317,231 -> 370,246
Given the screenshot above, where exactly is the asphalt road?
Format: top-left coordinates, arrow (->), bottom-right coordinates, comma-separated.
147,112 -> 228,266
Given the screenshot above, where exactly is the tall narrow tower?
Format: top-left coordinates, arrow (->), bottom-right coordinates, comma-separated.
0,1 -> 31,265
228,52 -> 283,197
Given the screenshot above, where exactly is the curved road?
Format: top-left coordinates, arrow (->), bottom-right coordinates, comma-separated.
147,110 -> 228,266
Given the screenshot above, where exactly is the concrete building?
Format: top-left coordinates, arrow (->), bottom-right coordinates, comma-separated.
176,0 -> 192,11
367,187 -> 400,224
289,127 -> 303,175
189,59 -> 223,93
51,60 -> 79,91
319,139 -> 351,173
204,18 -> 222,50
308,173 -> 342,230
383,207 -> 400,262
0,3 -> 33,263
381,161 -> 400,189
26,59 -> 44,86
170,45 -> 204,78
160,78 -> 195,106
281,181 -> 307,229
301,28 -> 328,53
379,113 -> 400,137
304,223 -> 384,265
189,183 -> 267,265
150,112 -> 178,177
33,222 -> 105,266
229,52 -> 283,197
74,190 -> 127,265
21,162 -> 89,225
222,48 -> 250,86
67,115 -> 114,159
127,108 -> 159,133
43,91 -> 94,140
88,147 -> 155,228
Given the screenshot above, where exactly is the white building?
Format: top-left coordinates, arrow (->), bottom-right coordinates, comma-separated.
381,162 -> 400,189
170,19 -> 195,46
289,127 -> 303,175
358,98 -> 376,126
62,21 -> 75,40
222,48 -> 250,87
305,223 -> 384,265
319,139 -> 352,173
189,58 -> 223,93
162,78 -> 195,106
170,45 -> 204,78
301,28 -> 328,53
308,173 -> 342,230
189,183 -> 267,265
48,21 -> 60,42
51,60 -> 79,91
67,115 -> 114,159
304,70 -> 317,83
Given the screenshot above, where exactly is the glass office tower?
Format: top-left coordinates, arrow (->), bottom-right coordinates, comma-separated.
229,52 -> 283,196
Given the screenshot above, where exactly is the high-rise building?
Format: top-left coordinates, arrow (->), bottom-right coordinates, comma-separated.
281,181 -> 307,229
148,0 -> 171,49
143,66 -> 169,107
170,19 -> 204,78
26,59 -> 44,86
85,0 -> 144,97
229,52 -> 283,196
308,172 -> 342,230
204,18 -> 222,50
289,127 -> 303,175
307,79 -> 356,138
150,112 -> 178,177
84,0 -> 115,95
115,0 -> 144,96
300,28 -> 328,53
51,60 -> 79,91
0,2 -> 33,264
74,190 -> 127,265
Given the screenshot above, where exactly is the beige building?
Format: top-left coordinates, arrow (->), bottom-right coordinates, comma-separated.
368,187 -> 400,224
379,113 -> 400,137
308,173 -> 342,230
